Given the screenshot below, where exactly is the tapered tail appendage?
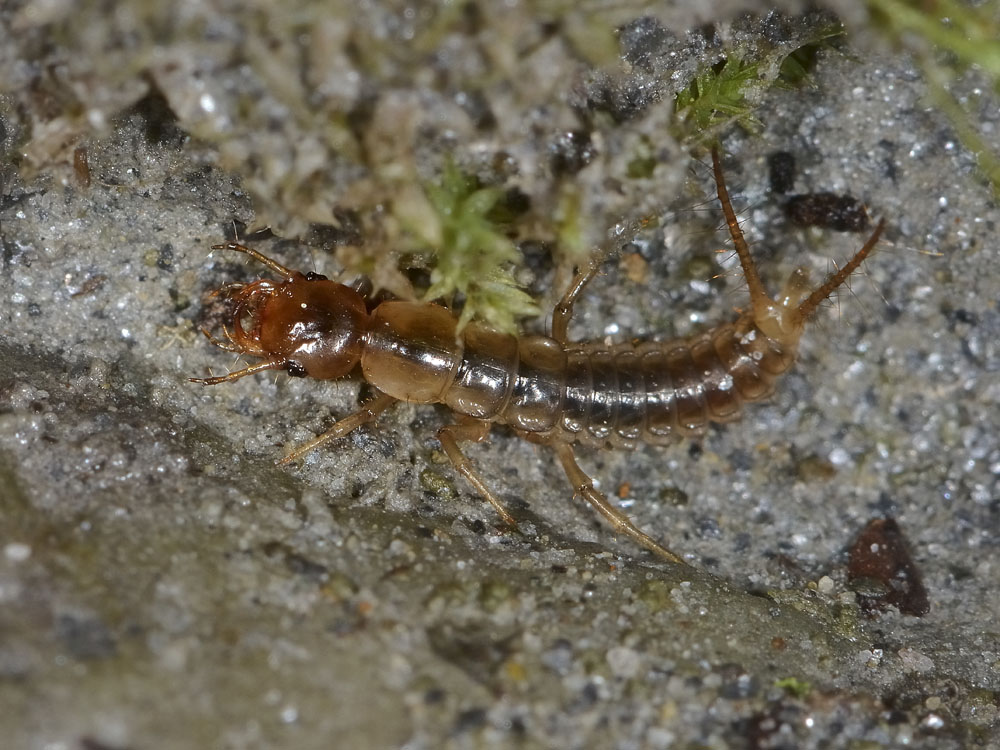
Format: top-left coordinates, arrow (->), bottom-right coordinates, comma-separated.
795,218 -> 886,322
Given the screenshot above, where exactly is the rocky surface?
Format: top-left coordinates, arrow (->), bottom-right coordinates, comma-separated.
1,2 -> 998,748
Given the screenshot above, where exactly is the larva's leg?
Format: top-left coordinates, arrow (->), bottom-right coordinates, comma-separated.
437,419 -> 517,527
278,390 -> 397,465
552,216 -> 654,343
190,359 -> 286,385
554,443 -> 687,565
198,325 -> 242,353
211,242 -> 295,278
551,256 -> 602,344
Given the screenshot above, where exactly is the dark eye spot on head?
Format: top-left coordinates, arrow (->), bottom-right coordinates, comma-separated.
305,271 -> 328,282
286,361 -> 308,378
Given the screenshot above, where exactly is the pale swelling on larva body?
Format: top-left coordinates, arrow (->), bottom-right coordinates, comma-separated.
191,148 -> 885,565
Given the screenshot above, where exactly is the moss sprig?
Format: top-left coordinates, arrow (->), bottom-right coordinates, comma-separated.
672,22 -> 844,147
674,54 -> 766,138
412,161 -> 539,334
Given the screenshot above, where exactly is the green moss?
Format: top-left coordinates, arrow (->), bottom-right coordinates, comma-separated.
419,467 -> 458,501
775,676 -> 812,698
672,22 -> 844,147
675,55 -> 766,140
626,135 -> 658,179
413,160 -> 540,334
777,38 -> 829,87
553,184 -> 588,268
868,0 -> 1000,80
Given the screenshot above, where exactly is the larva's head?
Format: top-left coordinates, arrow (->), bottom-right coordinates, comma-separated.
230,273 -> 370,379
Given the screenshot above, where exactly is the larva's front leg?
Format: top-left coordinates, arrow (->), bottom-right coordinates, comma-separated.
278,390 -> 397,465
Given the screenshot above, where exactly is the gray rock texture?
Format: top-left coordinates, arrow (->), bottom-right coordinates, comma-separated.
1,2 -> 998,748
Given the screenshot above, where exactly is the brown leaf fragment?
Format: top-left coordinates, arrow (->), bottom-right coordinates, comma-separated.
848,518 -> 929,617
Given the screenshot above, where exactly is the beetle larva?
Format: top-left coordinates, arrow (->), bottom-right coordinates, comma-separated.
192,147 -> 885,565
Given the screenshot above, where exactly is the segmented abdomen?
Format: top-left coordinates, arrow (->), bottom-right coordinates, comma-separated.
363,301 -> 799,449
492,316 -> 798,449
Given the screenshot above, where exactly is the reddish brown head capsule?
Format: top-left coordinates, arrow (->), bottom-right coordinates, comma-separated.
190,243 -> 371,386
244,273 -> 369,379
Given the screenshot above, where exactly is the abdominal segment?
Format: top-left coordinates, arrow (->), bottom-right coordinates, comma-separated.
492,316 -> 798,449
364,300 -> 798,451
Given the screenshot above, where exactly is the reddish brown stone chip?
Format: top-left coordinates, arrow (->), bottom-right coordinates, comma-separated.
848,518 -> 929,617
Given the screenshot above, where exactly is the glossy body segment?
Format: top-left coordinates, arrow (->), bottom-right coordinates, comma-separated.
192,147 -> 885,565
539,316 -> 796,449
361,301 -> 461,403
444,324 -> 520,419
354,303 -> 797,450
505,337 -> 568,433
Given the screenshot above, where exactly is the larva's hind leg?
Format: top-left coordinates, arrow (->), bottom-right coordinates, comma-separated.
551,256 -> 602,344
438,419 -> 518,527
553,443 -> 687,565
278,390 -> 397,465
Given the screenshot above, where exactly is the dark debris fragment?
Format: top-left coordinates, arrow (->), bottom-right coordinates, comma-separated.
847,518 -> 929,617
548,130 -> 594,176
786,192 -> 870,232
768,151 -> 796,194
619,16 -> 678,72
